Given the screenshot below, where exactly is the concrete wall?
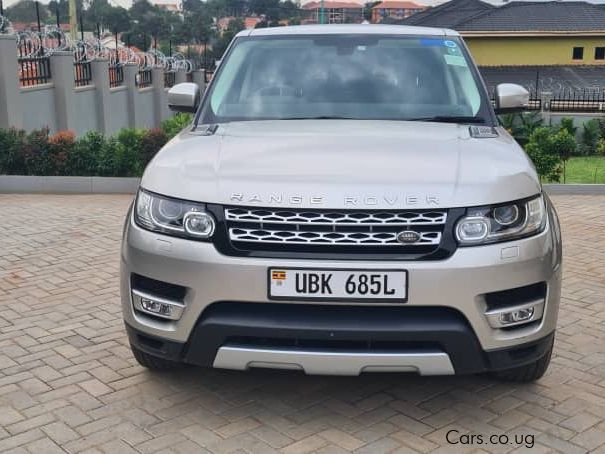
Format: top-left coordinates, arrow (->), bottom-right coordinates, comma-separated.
73,86 -> 99,136
547,113 -> 605,135
20,84 -> 58,133
105,87 -> 129,135
0,34 -> 206,136
133,87 -> 156,130
465,36 -> 605,67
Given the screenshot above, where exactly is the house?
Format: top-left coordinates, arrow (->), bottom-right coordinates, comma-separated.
11,22 -> 70,32
216,16 -> 264,32
402,0 -> 493,29
302,1 -> 364,24
149,0 -> 183,12
402,0 -> 605,67
371,1 -> 426,24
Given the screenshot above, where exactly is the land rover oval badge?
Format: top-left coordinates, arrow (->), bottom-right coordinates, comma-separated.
397,230 -> 421,244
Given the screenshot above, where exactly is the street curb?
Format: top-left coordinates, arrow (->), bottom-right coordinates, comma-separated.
543,184 -> 605,195
0,176 -> 140,194
0,177 -> 605,196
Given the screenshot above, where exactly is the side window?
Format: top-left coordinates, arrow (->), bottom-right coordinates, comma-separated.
572,47 -> 584,60
595,47 -> 605,60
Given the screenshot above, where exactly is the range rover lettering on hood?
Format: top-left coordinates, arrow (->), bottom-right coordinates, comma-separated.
230,193 -> 440,207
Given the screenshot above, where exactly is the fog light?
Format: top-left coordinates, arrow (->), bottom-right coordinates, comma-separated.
132,289 -> 184,320
499,307 -> 534,325
141,298 -> 174,316
485,300 -> 544,328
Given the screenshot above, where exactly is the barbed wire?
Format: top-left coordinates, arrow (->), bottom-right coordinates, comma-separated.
0,14 -> 14,34
13,26 -> 194,73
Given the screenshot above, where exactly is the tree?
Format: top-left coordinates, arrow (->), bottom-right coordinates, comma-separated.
524,127 -> 577,183
249,0 -> 280,21
6,0 -> 49,24
551,128 -> 577,183
363,1 -> 380,21
281,0 -> 302,21
183,0 -> 203,13
181,9 -> 214,45
85,0 -> 112,32
212,17 -> 244,60
47,0 -> 67,24
122,0 -> 179,50
103,6 -> 130,34
499,111 -> 543,147
559,117 -> 577,137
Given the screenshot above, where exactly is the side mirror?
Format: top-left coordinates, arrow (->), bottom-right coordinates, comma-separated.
168,83 -> 200,113
494,83 -> 529,114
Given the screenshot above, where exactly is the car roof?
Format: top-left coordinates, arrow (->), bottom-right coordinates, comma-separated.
236,24 -> 459,38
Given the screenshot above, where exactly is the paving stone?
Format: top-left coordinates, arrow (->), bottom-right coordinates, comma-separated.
0,193 -> 603,453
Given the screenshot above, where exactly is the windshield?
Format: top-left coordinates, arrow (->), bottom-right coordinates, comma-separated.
201,34 -> 491,124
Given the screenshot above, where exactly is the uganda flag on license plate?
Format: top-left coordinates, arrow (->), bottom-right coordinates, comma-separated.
272,270 -> 287,280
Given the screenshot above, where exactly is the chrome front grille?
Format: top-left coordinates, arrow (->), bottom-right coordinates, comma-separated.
229,227 -> 441,246
225,208 -> 446,226
224,207 -> 448,252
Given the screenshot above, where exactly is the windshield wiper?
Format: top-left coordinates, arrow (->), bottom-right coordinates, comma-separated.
278,116 -> 357,120
408,116 -> 486,124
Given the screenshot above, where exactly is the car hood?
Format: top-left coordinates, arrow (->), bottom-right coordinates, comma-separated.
141,120 -> 541,209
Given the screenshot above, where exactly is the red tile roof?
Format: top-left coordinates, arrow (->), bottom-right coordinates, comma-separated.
372,1 -> 425,10
11,22 -> 70,32
217,16 -> 263,31
245,17 -> 263,28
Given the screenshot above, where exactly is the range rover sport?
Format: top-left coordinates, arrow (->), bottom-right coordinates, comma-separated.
121,24 -> 562,382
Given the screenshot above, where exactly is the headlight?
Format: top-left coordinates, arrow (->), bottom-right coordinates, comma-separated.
134,189 -> 216,240
455,194 -> 546,246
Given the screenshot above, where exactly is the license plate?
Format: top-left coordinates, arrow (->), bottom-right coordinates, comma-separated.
268,268 -> 407,302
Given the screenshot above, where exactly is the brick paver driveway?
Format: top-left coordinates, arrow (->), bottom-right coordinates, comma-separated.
1,194 -> 604,454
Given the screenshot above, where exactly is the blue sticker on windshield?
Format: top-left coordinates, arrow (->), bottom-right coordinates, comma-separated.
420,39 -> 458,49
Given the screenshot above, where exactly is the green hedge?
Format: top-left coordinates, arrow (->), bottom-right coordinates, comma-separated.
0,113 -> 601,183
0,114 -> 192,177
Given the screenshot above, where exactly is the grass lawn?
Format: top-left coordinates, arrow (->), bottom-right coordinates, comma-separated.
557,156 -> 605,184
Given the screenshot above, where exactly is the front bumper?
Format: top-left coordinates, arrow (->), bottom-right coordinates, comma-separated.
121,207 -> 562,375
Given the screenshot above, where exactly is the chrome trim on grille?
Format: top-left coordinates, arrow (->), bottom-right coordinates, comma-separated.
213,344 -> 455,376
225,208 -> 447,226
229,228 -> 441,246
225,207 -> 448,249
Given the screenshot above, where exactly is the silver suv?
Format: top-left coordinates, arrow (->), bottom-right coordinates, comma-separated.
121,25 -> 562,382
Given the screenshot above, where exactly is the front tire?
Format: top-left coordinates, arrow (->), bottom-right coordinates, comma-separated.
491,343 -> 553,382
131,344 -> 183,370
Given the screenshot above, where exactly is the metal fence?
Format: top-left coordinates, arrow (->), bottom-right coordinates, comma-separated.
204,69 -> 214,84
527,96 -> 542,111
136,69 -> 152,88
74,60 -> 92,87
109,64 -> 124,88
17,42 -> 51,86
549,89 -> 605,112
164,71 -> 176,88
